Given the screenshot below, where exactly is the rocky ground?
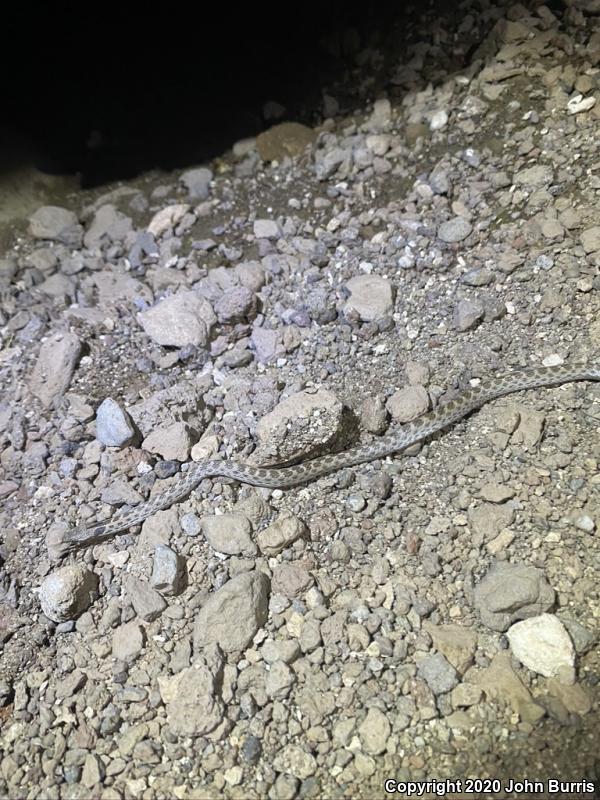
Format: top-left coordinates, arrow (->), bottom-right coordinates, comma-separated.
1,1 -> 600,799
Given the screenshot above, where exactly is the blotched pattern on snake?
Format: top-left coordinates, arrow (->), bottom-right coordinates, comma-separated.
59,363 -> 600,554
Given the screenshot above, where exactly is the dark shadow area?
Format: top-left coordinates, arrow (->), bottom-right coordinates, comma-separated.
2,2 -> 465,187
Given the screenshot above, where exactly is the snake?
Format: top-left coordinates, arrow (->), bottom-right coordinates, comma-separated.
57,363 -> 600,555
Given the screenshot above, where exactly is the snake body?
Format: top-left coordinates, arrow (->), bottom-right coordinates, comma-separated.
60,363 -> 600,554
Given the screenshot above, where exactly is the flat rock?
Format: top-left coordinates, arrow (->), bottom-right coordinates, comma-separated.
29,332 -> 82,407
142,421 -> 196,461
438,217 -> 472,243
201,514 -> 257,557
344,275 -> 393,322
193,571 -> 270,653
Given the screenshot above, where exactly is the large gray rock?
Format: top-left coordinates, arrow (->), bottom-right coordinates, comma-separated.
28,206 -> 83,247
474,563 -> 555,632
193,571 -> 270,653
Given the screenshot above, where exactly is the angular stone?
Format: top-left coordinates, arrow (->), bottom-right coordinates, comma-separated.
138,291 -> 216,348
344,275 -> 393,322
193,571 -> 270,653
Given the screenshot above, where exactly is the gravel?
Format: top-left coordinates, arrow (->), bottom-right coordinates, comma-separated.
1,1 -> 599,796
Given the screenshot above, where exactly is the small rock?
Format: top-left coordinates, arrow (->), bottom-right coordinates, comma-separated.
29,332 -> 82,407
159,660 -> 225,737
474,563 -> 555,632
438,217 -> 472,243
566,94 -> 596,115
272,744 -> 317,779
507,614 -> 575,680
125,576 -> 167,622
417,652 -> 459,694
344,275 -> 393,322
96,398 -> 136,447
256,513 -> 307,556
112,621 -> 145,662
39,566 -> 99,623
151,545 -> 186,596
358,707 -> 390,755
253,219 -> 281,239
142,422 -> 196,461
138,291 -> 216,348
386,385 -> 429,423
580,226 -> 600,254
180,167 -> 213,200
454,298 -> 484,331
201,514 -> 257,557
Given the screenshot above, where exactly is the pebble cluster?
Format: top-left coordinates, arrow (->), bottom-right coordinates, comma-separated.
1,1 -> 599,798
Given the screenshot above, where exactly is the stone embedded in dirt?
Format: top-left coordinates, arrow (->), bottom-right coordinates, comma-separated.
193,571 -> 270,653
142,421 -> 196,461
124,575 -> 167,622
95,398 -> 137,447
256,513 -> 307,556
344,275 -> 393,322
454,298 -> 484,331
39,566 -> 99,623
201,513 -> 257,557
137,290 -> 216,347
437,217 -> 472,243
29,332 -> 82,407
112,621 -> 145,662
386,385 -> 429,423
28,206 -> 83,248
256,121 -> 317,162
474,563 -> 555,632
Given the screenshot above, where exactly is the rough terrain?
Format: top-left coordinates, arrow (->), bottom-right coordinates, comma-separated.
0,2 -> 599,798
